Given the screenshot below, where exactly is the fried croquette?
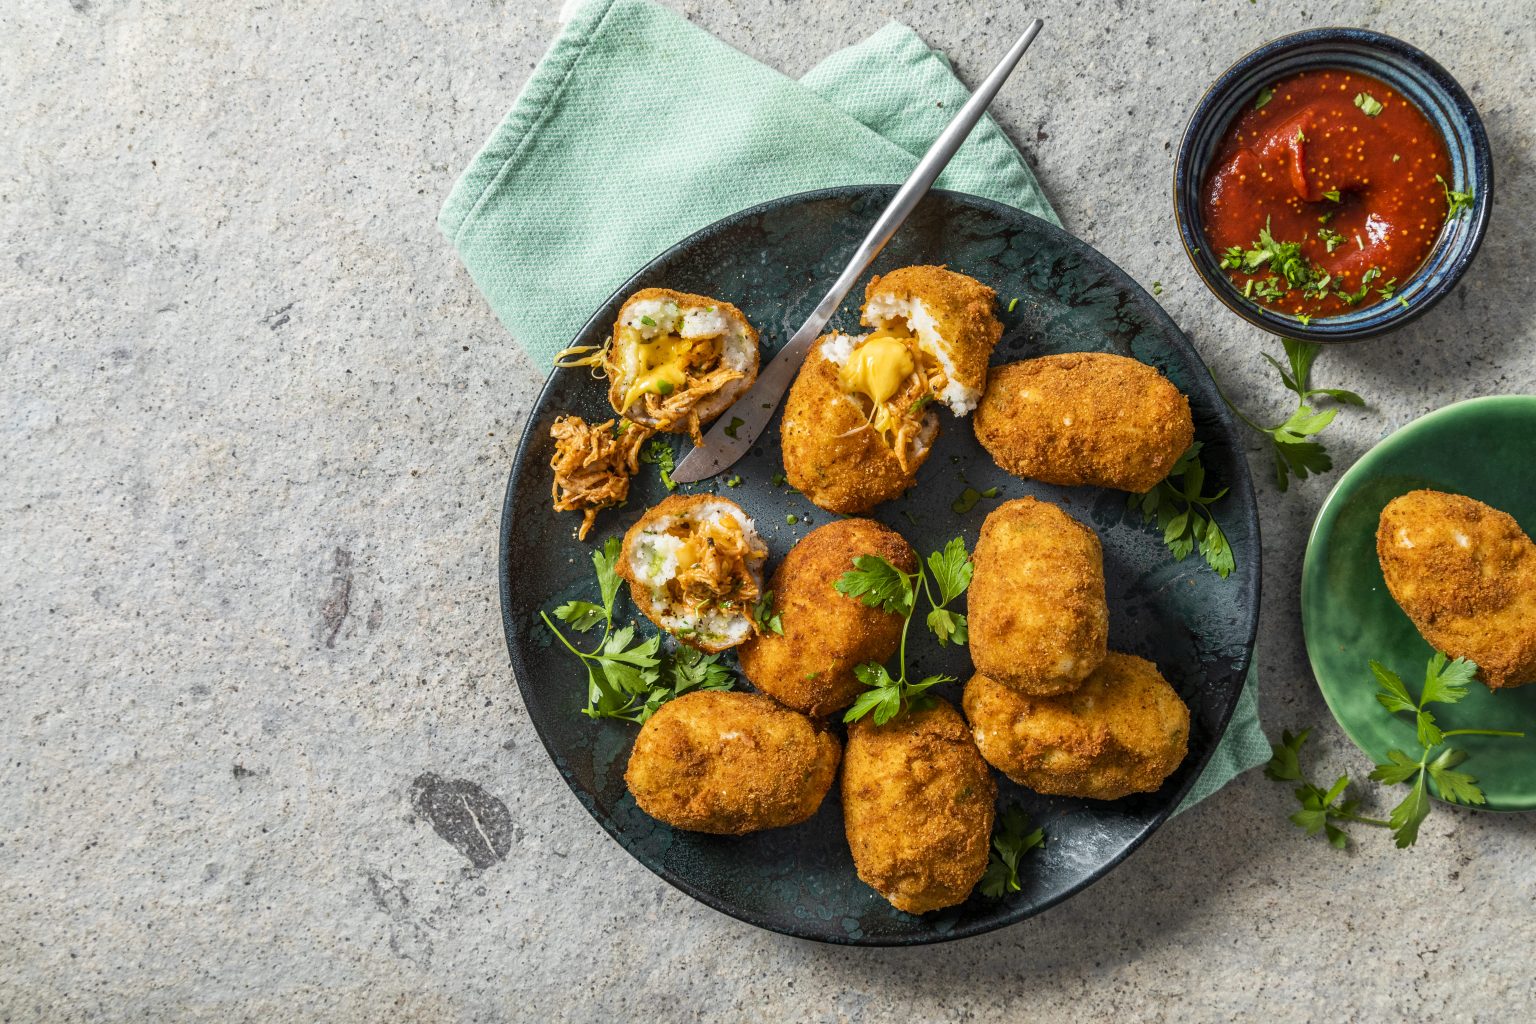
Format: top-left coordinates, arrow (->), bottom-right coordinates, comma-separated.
861,265 -> 1003,415
625,691 -> 841,835
548,415 -> 651,540
736,519 -> 917,717
780,333 -> 940,514
963,653 -> 1190,800
969,497 -> 1109,695
1377,489 -> 1536,688
600,288 -> 759,444
617,495 -> 768,652
974,353 -> 1195,493
842,699 -> 996,913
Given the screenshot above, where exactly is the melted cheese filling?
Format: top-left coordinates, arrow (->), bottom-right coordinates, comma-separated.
619,327 -> 699,411
838,331 -> 915,408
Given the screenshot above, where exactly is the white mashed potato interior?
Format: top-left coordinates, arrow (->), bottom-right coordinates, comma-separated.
864,293 -> 979,415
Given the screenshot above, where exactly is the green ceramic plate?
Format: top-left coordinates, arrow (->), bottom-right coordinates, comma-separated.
1301,395 -> 1536,810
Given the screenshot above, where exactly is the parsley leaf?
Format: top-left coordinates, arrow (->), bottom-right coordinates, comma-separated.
723,417 -> 745,439
952,486 -> 982,514
926,537 -> 974,605
1436,175 -> 1474,218
1353,92 -> 1384,117
834,555 -> 914,616
1365,652 -> 1523,847
1128,442 -> 1234,577
980,807 -> 1045,898
1254,86 -> 1274,110
554,599 -> 607,633
1265,726 -> 1390,849
751,591 -> 785,636
665,645 -> 734,697
1420,651 -> 1475,706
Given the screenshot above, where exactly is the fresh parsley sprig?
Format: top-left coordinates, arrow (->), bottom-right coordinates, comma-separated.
1268,653 -> 1525,851
1266,728 -> 1390,849
834,537 -> 973,725
1367,653 -> 1524,848
979,807 -> 1045,898
1222,338 -> 1365,491
1128,442 -> 1234,578
542,537 -> 734,723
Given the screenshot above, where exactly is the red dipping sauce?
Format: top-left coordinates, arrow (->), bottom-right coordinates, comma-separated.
1202,68 -> 1452,318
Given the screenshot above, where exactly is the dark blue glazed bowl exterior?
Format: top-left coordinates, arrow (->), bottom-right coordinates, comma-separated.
1174,28 -> 1492,343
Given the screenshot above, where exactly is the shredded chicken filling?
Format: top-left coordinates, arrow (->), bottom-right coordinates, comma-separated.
662,516 -> 765,620
619,326 -> 744,445
549,415 -> 651,540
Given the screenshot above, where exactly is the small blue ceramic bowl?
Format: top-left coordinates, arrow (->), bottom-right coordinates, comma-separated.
1174,28 -> 1492,342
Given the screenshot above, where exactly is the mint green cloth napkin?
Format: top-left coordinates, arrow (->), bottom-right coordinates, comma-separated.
440,0 -> 1270,810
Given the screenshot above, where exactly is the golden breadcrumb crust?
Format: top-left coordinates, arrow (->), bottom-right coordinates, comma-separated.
963,653 -> 1190,800
969,497 -> 1109,695
974,353 -> 1194,493
842,699 -> 995,913
1377,489 -> 1536,688
861,265 -> 1002,402
625,691 -> 840,834
736,519 -> 916,717
780,334 -> 937,514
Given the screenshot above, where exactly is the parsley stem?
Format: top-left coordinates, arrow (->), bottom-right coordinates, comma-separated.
1210,374 -> 1280,435
1441,728 -> 1526,739
540,610 -> 604,661
1333,810 -> 1392,828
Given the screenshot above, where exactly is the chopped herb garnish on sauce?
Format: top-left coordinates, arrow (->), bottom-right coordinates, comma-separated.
1254,87 -> 1274,110
1322,189 -> 1342,203
1353,92 -> 1384,117
1436,174 -> 1474,218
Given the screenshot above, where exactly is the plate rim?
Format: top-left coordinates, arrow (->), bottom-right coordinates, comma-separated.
1300,393 -> 1536,811
499,184 -> 1263,944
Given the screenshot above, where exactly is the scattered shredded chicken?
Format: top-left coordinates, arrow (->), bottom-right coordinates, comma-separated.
665,515 -> 765,617
549,415 -> 651,540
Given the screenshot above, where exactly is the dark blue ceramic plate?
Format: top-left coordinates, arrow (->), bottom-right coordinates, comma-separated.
1174,28 -> 1492,343
501,186 -> 1260,945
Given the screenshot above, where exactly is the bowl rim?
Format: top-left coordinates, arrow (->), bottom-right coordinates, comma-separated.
1173,26 -> 1493,344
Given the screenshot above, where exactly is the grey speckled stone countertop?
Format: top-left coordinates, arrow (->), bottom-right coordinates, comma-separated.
3,1 -> 1533,1020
